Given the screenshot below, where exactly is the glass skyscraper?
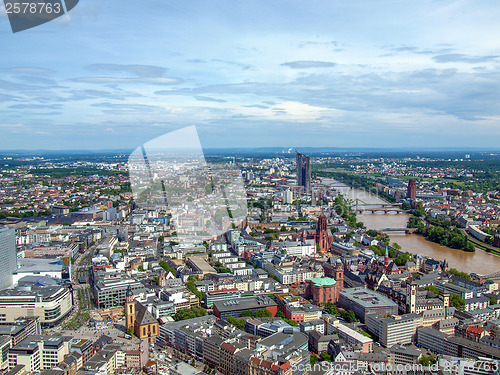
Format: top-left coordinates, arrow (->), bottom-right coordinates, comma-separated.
0,227 -> 16,290
296,151 -> 311,192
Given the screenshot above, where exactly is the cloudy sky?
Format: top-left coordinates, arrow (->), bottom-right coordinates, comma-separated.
1,0 -> 500,150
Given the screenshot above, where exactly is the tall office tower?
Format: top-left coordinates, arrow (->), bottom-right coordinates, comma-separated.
406,179 -> 416,200
296,151 -> 311,191
0,227 -> 16,290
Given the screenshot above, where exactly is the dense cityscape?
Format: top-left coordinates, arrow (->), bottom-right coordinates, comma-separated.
0,149 -> 498,375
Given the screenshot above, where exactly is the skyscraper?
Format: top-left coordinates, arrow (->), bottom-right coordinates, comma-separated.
296,151 -> 311,191
406,179 -> 416,200
0,227 -> 17,290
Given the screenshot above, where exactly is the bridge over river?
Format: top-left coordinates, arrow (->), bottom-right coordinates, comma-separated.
355,204 -> 404,214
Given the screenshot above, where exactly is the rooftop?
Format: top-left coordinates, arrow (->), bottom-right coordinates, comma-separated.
307,276 -> 337,286
340,287 -> 398,308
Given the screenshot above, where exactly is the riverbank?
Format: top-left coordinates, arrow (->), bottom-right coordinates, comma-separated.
461,229 -> 500,257
321,177 -> 500,275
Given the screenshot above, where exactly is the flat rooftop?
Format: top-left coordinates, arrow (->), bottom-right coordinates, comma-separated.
340,287 -> 398,308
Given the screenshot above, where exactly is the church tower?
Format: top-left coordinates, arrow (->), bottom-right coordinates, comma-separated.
406,283 -> 417,313
335,258 -> 344,290
384,246 -> 389,271
125,285 -> 135,332
316,212 -> 329,254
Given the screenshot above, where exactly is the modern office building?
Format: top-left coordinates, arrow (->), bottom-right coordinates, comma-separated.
0,227 -> 16,290
338,288 -> 398,322
0,284 -> 72,326
366,313 -> 420,347
92,273 -> 147,309
0,317 -> 41,348
296,151 -> 311,192
213,296 -> 277,319
8,335 -> 71,372
416,327 -> 449,354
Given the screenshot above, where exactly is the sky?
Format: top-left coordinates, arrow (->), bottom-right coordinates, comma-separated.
1,0 -> 500,150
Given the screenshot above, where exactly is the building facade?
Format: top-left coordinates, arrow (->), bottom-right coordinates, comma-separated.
0,227 -> 16,290
296,152 -> 311,192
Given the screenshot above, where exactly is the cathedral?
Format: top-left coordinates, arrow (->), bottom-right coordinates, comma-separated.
300,212 -> 334,254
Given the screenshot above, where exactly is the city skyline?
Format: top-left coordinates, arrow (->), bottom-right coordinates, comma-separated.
1,0 -> 500,150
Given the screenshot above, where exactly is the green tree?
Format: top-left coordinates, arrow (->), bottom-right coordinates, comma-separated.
310,354 -> 318,366
284,318 -> 298,327
159,261 -> 177,277
424,285 -> 440,295
255,309 -> 272,318
448,268 -> 471,280
186,275 -> 205,302
340,310 -> 358,323
240,310 -> 255,317
323,302 -> 340,316
320,352 -> 331,362
226,316 -> 246,330
419,355 -> 436,366
490,297 -> 498,305
173,306 -> 206,321
450,293 -> 466,311
394,252 -> 412,266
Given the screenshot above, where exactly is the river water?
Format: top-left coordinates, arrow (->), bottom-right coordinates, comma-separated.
322,178 -> 500,275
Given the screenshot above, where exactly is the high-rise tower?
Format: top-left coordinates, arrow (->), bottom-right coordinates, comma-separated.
0,227 -> 16,290
406,179 -> 416,200
296,151 -> 311,192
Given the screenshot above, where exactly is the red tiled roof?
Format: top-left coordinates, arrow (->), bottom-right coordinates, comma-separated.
467,326 -> 484,336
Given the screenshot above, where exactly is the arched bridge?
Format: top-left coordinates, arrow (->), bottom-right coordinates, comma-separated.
484,271 -> 500,281
356,205 -> 404,214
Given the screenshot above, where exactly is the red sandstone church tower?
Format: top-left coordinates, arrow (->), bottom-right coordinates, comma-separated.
316,212 -> 330,254
407,179 -> 416,200
384,247 -> 389,271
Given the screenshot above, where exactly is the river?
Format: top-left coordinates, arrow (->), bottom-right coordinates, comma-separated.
321,178 -> 500,276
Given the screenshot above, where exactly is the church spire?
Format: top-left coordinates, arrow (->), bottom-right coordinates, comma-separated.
384,246 -> 389,270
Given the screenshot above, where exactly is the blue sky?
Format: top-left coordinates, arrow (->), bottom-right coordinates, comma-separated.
1,0 -> 500,150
